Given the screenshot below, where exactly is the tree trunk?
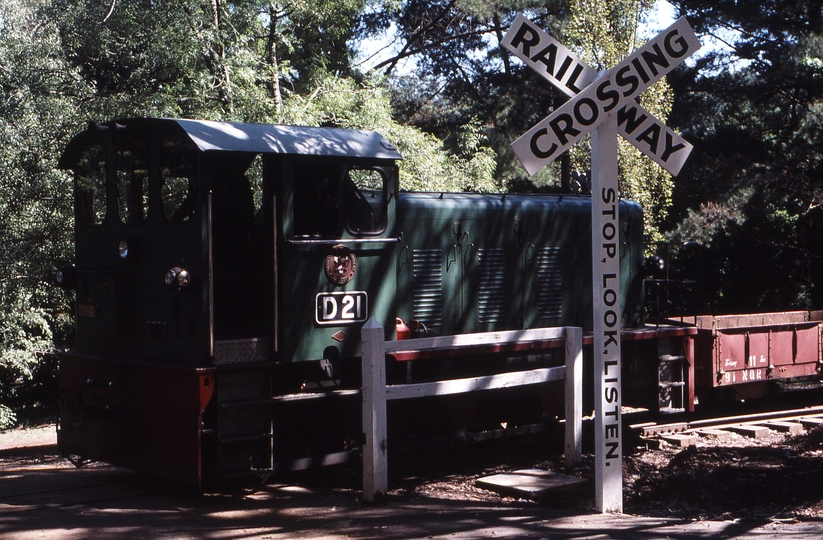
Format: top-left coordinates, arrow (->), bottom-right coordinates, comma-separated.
205,0 -> 233,114
267,5 -> 282,113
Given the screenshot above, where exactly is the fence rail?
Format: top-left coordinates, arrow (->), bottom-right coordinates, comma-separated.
361,318 -> 583,502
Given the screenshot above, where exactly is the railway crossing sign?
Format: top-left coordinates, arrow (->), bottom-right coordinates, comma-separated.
503,14 -> 700,177
503,15 -> 700,513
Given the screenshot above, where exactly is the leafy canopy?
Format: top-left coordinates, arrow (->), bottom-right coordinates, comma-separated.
664,0 -> 823,312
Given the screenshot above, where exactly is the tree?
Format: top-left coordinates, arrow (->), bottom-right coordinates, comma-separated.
566,0 -> 674,245
663,0 -> 823,312
0,0 -> 84,426
372,0 -> 675,242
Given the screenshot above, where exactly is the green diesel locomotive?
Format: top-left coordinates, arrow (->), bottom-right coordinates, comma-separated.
56,118 -> 647,485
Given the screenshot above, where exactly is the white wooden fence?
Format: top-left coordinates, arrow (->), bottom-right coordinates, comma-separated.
361,318 -> 583,502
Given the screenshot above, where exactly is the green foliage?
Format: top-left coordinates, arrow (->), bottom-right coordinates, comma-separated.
0,290 -> 56,425
381,0 -> 677,245
278,75 -> 498,191
667,195 -> 809,313
0,406 -> 15,431
664,0 -> 823,312
0,0 -> 82,424
565,0 -> 673,246
669,190 -> 749,247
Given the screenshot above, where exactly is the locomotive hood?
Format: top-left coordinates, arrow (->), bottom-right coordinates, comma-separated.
58,117 -> 402,168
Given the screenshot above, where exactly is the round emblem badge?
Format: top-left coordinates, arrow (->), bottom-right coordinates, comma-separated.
325,245 -> 356,285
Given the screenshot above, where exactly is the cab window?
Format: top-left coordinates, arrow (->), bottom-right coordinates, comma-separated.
247,154 -> 264,220
293,163 -> 343,238
160,135 -> 198,222
344,168 -> 387,235
116,140 -> 149,224
76,145 -> 107,226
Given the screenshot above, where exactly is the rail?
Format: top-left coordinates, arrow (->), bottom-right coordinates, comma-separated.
360,318 -> 583,502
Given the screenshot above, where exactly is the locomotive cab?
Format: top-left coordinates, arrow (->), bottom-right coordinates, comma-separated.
56,118 -> 402,484
57,118 -> 401,367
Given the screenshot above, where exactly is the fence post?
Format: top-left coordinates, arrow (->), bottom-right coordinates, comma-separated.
565,326 -> 583,466
361,317 -> 387,502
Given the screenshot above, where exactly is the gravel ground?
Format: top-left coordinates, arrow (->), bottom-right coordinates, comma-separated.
2,422 -> 823,538
623,427 -> 823,520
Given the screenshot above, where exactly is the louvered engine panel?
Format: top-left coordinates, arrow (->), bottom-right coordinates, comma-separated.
536,247 -> 563,319
477,248 -> 506,324
412,248 -> 443,328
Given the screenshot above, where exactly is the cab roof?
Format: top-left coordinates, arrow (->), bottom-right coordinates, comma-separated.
58,118 -> 402,168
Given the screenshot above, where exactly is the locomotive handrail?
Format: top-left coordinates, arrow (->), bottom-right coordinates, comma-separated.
361,318 -> 583,503
285,237 -> 401,245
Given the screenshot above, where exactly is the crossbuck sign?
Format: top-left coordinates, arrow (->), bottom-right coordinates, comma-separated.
503,14 -> 700,176
502,15 -> 700,513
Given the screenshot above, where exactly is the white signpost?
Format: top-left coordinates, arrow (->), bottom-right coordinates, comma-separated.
502,15 -> 700,513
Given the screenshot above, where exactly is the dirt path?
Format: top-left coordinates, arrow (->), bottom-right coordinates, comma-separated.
0,423 -> 55,451
1,425 -> 822,539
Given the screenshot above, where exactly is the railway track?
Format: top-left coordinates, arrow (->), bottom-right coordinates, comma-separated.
630,405 -> 823,447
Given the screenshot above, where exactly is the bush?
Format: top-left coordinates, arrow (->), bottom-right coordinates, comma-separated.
0,289 -> 60,428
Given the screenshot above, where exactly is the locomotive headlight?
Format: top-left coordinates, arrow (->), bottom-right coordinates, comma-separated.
653,255 -> 665,271
164,267 -> 191,289
164,268 -> 178,286
646,255 -> 666,278
177,269 -> 191,287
